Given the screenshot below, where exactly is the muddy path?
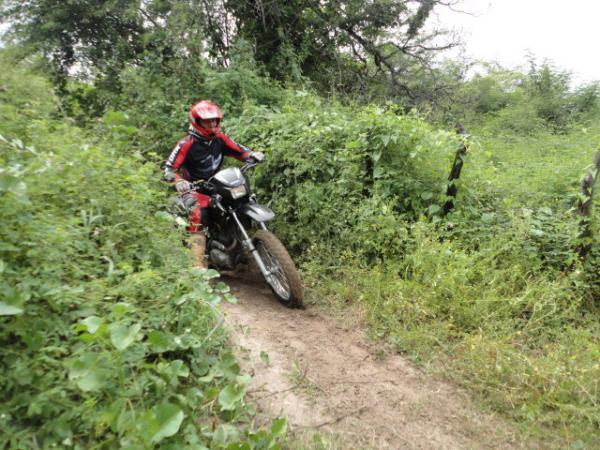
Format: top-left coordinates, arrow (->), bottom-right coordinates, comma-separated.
221,275 -> 530,449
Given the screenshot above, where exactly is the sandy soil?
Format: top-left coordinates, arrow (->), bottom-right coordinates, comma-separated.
220,275 -> 531,449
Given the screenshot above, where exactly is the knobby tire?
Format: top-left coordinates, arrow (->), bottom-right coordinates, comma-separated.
253,229 -> 303,308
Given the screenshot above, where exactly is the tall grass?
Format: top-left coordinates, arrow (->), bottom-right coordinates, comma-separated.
306,221 -> 599,446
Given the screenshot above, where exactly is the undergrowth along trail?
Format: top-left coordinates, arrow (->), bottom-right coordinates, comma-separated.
221,275 -> 538,450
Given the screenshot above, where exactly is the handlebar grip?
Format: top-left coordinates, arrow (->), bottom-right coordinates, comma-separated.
191,181 -> 216,195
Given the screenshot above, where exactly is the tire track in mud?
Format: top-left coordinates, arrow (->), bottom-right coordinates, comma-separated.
221,274 -> 530,449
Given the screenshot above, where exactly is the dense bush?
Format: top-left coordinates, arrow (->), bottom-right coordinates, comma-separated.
0,52 -> 285,448
227,94 -> 460,263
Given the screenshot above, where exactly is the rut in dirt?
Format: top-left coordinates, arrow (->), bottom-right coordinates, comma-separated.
220,274 -> 530,450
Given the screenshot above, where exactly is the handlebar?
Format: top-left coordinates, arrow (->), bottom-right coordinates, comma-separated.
189,161 -> 258,190
241,161 -> 259,173
189,179 -> 209,191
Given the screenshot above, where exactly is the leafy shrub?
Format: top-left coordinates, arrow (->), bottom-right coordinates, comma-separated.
0,51 -> 285,449
572,82 -> 600,116
295,104 -> 600,445
447,61 -> 598,135
482,103 -> 548,135
228,94 -> 459,263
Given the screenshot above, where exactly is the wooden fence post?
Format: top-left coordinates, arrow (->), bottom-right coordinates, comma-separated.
442,124 -> 469,216
575,149 -> 600,261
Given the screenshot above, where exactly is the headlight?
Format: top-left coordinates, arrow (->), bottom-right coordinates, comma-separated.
230,185 -> 247,199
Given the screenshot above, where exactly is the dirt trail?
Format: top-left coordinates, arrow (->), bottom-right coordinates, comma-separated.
221,275 -> 528,449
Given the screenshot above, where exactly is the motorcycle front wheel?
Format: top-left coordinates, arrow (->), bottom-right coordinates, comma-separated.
253,230 -> 303,308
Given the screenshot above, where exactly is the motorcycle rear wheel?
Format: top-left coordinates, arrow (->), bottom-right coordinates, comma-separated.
253,230 -> 303,308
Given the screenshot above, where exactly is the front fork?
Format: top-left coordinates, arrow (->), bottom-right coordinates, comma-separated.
230,212 -> 272,281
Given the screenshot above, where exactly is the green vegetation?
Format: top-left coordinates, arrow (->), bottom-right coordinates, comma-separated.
228,88 -> 600,446
0,0 -> 456,105
229,95 -> 460,260
1,0 -> 600,447
0,53 -> 286,448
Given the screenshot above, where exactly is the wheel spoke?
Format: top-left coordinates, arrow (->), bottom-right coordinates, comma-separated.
252,230 -> 303,308
257,242 -> 291,301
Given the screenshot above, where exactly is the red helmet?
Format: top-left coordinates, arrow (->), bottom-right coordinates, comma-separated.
189,100 -> 223,138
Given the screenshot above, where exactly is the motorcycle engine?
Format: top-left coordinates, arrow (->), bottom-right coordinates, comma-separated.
209,249 -> 233,269
208,240 -> 234,269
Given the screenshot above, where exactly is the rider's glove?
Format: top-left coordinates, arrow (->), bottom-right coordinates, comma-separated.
248,151 -> 265,164
181,192 -> 197,211
175,179 -> 192,193
164,167 -> 176,182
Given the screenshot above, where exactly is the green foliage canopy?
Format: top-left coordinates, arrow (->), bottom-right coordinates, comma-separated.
1,0 -> 459,104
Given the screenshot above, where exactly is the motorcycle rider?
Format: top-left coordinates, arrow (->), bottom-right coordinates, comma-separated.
164,100 -> 264,268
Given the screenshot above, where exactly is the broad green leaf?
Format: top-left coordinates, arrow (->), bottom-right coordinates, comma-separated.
148,330 -> 173,352
152,403 -> 184,442
224,293 -> 238,304
270,418 -> 287,437
218,384 -> 245,411
190,268 -> 220,279
236,374 -> 252,386
214,282 -> 230,293
205,268 -> 220,278
111,302 -> 133,318
207,294 -> 221,306
68,352 -> 106,392
174,293 -> 194,306
170,360 -> 190,378
139,403 -> 185,444
198,371 -> 217,383
77,370 -> 104,391
109,323 -> 142,351
0,302 -> 23,315
247,430 -> 271,447
157,360 -> 190,380
212,424 -> 240,447
81,316 -> 103,334
427,204 -> 441,215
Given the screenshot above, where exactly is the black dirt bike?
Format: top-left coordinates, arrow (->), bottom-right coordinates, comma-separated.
186,161 -> 303,308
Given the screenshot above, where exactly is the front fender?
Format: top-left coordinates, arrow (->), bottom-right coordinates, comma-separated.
240,203 -> 275,222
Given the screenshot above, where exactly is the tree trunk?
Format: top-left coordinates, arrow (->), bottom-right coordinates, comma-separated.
575,150 -> 600,261
442,124 -> 469,216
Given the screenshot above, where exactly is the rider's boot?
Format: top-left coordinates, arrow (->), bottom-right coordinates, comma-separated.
189,232 -> 207,269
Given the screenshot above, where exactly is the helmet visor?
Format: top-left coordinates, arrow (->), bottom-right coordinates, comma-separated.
196,117 -> 221,130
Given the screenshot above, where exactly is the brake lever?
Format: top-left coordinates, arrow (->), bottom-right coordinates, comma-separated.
241,162 -> 258,173
211,194 -> 226,212
190,180 -> 213,191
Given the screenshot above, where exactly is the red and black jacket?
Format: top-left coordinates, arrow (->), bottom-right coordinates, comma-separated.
165,130 -> 250,181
